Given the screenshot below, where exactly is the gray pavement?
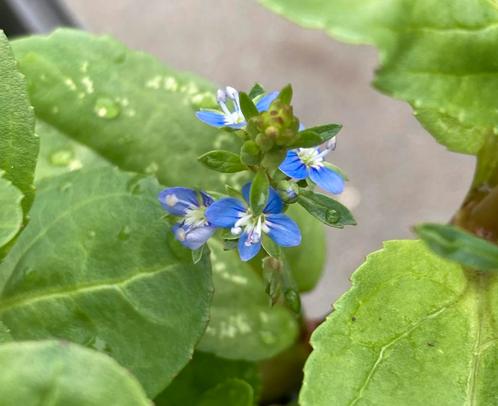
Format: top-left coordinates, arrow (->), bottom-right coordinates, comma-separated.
64,0 -> 474,318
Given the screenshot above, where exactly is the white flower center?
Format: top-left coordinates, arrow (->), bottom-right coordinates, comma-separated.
297,148 -> 324,169
231,210 -> 270,246
217,86 -> 245,126
184,206 -> 209,228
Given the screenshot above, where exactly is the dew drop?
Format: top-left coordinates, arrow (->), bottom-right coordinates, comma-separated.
60,182 -> 72,192
94,98 -> 121,119
259,330 -> 277,345
325,209 -> 339,223
49,149 -> 74,167
145,161 -> 159,174
118,225 -> 131,241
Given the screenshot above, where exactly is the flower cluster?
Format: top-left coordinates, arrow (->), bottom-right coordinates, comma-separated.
159,84 -> 348,262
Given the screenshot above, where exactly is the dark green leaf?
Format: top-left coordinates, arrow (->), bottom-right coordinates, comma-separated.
289,130 -> 323,148
198,379 -> 254,406
278,84 -> 293,105
248,83 -> 266,99
12,29 -> 237,192
0,340 -> 150,405
414,223 -> 498,271
303,124 -> 342,143
0,31 -> 39,217
300,240 -> 498,405
155,352 -> 260,406
199,241 -> 299,361
198,150 -> 247,173
250,169 -> 270,215
298,190 -> 356,228
239,92 -> 259,120
284,204 -> 326,292
0,168 -> 213,397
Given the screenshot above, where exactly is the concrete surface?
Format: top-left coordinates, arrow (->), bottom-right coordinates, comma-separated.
63,0 -> 474,318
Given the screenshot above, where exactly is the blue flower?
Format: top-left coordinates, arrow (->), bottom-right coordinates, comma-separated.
159,187 -> 215,249
205,183 -> 301,261
196,86 -> 279,129
279,138 -> 344,195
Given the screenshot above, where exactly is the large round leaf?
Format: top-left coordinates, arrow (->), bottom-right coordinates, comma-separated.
198,241 -> 299,361
0,340 -> 150,405
0,167 -> 213,397
301,240 -> 498,405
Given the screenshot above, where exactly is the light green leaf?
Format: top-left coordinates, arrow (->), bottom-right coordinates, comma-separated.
12,29 -> 237,191
0,167 -> 213,397
155,351 -> 260,406
35,120 -> 109,182
285,204 -> 326,292
258,0 -> 498,155
0,30 -> 39,216
198,379 -> 254,406
198,241 -> 299,361
415,223 -> 498,271
198,150 -> 247,173
0,340 -> 150,406
301,240 -> 498,406
0,174 -> 23,248
250,169 -> 270,215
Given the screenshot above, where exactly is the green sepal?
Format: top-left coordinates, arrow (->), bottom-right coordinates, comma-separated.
239,92 -> 259,120
297,190 -> 356,228
192,245 -> 206,264
262,256 -> 283,305
198,150 -> 247,173
240,140 -> 262,166
284,288 -> 301,314
248,83 -> 266,99
250,169 -> 270,215
278,84 -> 293,105
225,184 -> 243,198
414,223 -> 498,271
262,234 -> 282,258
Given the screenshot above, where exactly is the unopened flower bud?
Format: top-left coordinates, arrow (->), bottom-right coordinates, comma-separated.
276,180 -> 299,203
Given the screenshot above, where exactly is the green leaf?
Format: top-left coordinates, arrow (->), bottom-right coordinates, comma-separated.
198,241 -> 299,361
415,223 -> 498,271
289,130 -> 323,148
0,340 -> 150,405
239,92 -> 259,120
300,240 -> 498,405
0,31 -> 39,218
198,150 -> 247,173
0,167 -> 213,397
302,124 -> 342,143
240,140 -> 262,166
248,83 -> 266,99
35,120 -> 109,182
0,174 -> 23,248
285,204 -> 326,292
155,351 -> 260,405
258,0 -> 498,155
298,190 -> 356,228
12,29 -> 236,191
250,169 -> 270,215
262,234 -> 282,258
278,84 -> 293,105
198,379 -> 254,406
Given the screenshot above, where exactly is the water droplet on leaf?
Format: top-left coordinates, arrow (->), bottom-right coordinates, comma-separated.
325,209 -> 339,223
94,98 -> 121,119
49,149 -> 74,166
118,225 -> 131,241
259,330 -> 277,345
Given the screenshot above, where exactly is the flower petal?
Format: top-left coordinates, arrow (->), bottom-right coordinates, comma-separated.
225,121 -> 247,129
279,150 -> 308,180
195,110 -> 226,128
205,197 -> 247,228
174,224 -> 216,250
200,191 -> 214,207
266,214 -> 302,247
238,232 -> 262,261
255,91 -> 279,112
264,188 -> 284,214
241,183 -> 283,214
309,166 -> 345,195
159,187 -> 199,216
